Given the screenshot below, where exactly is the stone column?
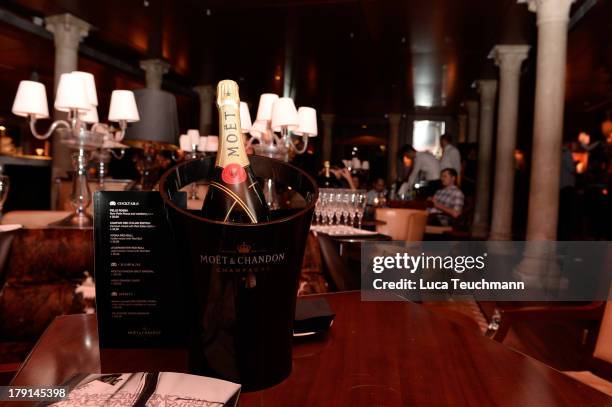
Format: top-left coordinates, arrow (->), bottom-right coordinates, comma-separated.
387,113 -> 402,182
194,85 -> 214,135
140,58 -> 170,90
520,0 -> 575,241
457,114 -> 467,143
321,113 -> 335,162
465,100 -> 479,143
45,14 -> 91,207
489,45 -> 530,240
472,80 -> 497,237
45,14 -> 91,94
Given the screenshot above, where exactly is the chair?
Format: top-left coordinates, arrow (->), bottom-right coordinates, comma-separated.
564,301 -> 612,396
486,301 -> 604,343
316,233 -> 359,291
375,208 -> 428,241
0,228 -> 93,381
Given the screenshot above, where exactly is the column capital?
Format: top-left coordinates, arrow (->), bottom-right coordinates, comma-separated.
489,45 -> 530,72
193,84 -> 214,98
45,13 -> 91,50
321,113 -> 335,124
140,59 -> 170,89
518,0 -> 575,25
387,113 -> 402,126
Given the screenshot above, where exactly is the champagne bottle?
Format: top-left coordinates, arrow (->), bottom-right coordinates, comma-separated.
318,161 -> 340,188
201,80 -> 270,223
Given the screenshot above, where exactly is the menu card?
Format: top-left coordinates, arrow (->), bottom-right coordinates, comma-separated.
93,192 -> 188,371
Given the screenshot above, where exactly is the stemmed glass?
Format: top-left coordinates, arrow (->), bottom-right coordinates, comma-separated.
347,191 -> 357,227
0,175 -> 9,220
355,190 -> 367,229
333,190 -> 344,225
341,192 -> 351,226
314,195 -> 323,225
323,190 -> 335,225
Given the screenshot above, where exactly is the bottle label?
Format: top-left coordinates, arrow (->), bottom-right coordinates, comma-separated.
216,80 -> 249,169
221,163 -> 247,184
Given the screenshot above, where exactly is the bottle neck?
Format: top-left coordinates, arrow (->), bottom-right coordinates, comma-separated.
216,100 -> 248,168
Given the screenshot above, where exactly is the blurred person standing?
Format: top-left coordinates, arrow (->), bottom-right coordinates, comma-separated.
398,147 -> 441,196
439,134 -> 462,176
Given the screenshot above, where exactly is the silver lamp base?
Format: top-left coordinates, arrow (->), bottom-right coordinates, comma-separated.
48,212 -> 94,229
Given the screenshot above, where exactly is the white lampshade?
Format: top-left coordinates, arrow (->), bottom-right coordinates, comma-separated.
240,102 -> 252,133
109,90 -> 139,122
80,105 -> 99,124
293,106 -> 318,136
187,129 -> 200,147
205,136 -> 218,152
249,120 -> 268,138
12,80 -> 49,119
179,134 -> 191,151
55,72 -> 90,112
71,71 -> 98,106
361,161 -> 370,170
198,136 -> 208,152
255,93 -> 279,122
271,97 -> 299,132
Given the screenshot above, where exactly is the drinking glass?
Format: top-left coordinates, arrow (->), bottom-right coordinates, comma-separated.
0,175 -> 9,219
341,192 -> 351,226
333,190 -> 344,225
355,190 -> 367,229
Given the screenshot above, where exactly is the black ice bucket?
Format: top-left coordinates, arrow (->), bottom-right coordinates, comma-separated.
159,155 -> 317,391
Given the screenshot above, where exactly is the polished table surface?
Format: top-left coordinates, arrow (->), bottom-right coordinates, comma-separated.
11,292 -> 611,406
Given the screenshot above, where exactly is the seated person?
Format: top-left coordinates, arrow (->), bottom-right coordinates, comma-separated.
427,168 -> 464,226
398,147 -> 441,196
366,177 -> 387,205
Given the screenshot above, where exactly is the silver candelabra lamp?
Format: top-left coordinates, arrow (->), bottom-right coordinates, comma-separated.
12,72 -> 139,227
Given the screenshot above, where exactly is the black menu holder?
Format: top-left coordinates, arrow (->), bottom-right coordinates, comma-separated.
93,191 -> 188,373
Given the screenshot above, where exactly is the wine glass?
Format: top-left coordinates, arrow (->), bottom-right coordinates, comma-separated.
314,195 -> 322,225
333,190 -> 344,226
0,175 -> 9,220
347,191 -> 357,227
341,192 -> 351,226
355,190 -> 367,229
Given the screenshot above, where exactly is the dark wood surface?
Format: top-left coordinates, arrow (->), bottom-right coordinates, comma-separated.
10,292 -> 611,406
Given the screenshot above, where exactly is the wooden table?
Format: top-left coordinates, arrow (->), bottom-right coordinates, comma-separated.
10,292 -> 610,406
